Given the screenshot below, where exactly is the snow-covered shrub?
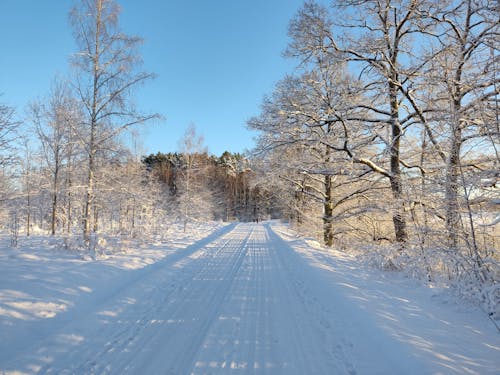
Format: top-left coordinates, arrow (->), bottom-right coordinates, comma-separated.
353,239 -> 500,324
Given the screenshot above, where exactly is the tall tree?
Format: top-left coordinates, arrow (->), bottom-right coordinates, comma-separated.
422,0 -> 499,250
285,0 -> 440,243
69,0 -> 158,244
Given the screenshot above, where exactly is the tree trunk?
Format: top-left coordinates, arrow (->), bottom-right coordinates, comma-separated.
26,190 -> 31,237
51,160 -> 59,235
66,158 -> 72,235
93,206 -> 98,233
83,0 -> 101,244
83,152 -> 95,242
445,117 -> 462,250
323,174 -> 334,247
389,81 -> 408,243
51,192 -> 57,235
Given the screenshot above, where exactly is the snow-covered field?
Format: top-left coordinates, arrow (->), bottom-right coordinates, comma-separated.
1,222 -> 498,374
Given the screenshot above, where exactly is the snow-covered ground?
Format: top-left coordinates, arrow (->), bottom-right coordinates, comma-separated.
0,222 -> 498,374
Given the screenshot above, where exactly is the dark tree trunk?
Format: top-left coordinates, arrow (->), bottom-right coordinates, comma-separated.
323,174 -> 334,247
389,80 -> 408,244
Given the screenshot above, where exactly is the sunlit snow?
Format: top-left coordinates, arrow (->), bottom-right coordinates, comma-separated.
0,222 -> 498,374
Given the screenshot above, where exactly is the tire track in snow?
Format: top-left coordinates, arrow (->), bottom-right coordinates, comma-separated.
81,236 -> 239,372
190,224 -> 270,373
79,224 -> 255,374
191,224 -> 354,374
4,224 -> 236,375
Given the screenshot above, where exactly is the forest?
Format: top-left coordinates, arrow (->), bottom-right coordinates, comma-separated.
0,0 -> 499,318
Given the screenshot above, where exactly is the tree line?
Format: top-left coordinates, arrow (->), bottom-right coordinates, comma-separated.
143,146 -> 278,228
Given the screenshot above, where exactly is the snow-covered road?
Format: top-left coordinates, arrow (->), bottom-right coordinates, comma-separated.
1,223 -> 499,374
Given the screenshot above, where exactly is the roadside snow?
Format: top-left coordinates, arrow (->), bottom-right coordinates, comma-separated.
270,222 -> 500,374
0,221 -> 498,374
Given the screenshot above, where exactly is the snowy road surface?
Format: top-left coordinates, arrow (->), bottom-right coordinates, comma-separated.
1,223 -> 499,374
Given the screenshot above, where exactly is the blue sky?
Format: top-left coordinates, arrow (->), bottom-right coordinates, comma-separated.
0,0 -> 318,156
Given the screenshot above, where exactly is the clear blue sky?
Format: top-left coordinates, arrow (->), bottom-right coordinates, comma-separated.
0,0 -> 320,156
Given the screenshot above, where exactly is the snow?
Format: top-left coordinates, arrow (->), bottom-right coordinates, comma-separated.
1,222 -> 498,374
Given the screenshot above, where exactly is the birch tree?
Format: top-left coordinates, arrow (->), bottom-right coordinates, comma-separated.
19,138 -> 37,235
30,80 -> 81,235
69,0 -> 158,244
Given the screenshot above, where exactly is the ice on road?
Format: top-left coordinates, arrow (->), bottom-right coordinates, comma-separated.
1,223 -> 499,374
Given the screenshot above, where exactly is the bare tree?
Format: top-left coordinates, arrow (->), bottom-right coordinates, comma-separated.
0,100 -> 18,230
30,79 -> 81,235
177,124 -> 214,232
420,0 -> 499,251
0,100 -> 18,169
19,138 -> 36,236
69,0 -> 158,244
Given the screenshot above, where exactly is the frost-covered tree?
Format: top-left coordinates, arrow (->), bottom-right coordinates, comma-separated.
420,0 -> 499,252
0,101 -> 18,170
30,79 -> 82,235
0,100 -> 18,228
176,124 -> 214,232
284,0 -> 445,244
249,72 -> 386,246
18,138 -> 39,236
69,0 -> 158,243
